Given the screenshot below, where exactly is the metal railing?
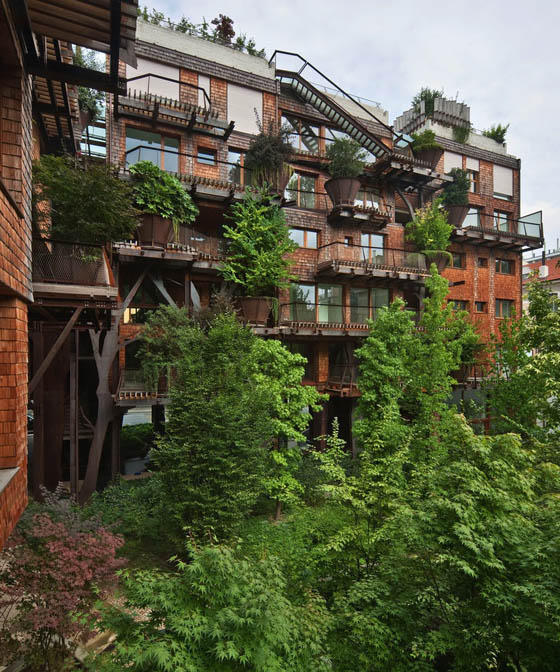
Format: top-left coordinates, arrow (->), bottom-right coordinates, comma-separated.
125,72 -> 212,110
462,210 -> 543,239
116,368 -> 168,400
32,239 -> 111,286
328,362 -> 359,385
317,242 -> 428,273
279,302 -> 391,327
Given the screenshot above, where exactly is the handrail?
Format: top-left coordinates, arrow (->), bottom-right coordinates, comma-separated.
268,50 -> 397,139
124,144 -> 254,174
125,72 -> 212,109
316,242 -> 427,272
462,210 -> 543,239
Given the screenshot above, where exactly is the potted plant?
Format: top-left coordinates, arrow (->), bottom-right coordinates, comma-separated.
220,187 -> 297,325
324,137 -> 367,207
410,129 -> 443,170
243,118 -> 293,195
74,47 -> 104,128
441,167 -> 470,227
129,161 -> 199,248
405,198 -> 452,272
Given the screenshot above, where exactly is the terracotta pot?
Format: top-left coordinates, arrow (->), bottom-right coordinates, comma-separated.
324,177 -> 362,207
414,148 -> 443,170
445,205 -> 469,228
136,214 -> 175,248
425,251 -> 450,273
239,296 -> 273,326
79,108 -> 93,129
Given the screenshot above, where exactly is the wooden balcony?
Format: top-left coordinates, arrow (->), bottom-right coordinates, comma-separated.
324,363 -> 360,397
317,242 -> 430,282
115,369 -> 169,407
451,211 -> 543,251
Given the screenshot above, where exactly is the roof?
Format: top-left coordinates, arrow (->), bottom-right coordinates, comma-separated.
523,255 -> 560,282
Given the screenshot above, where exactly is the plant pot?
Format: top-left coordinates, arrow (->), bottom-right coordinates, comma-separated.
324,177 -> 362,207
239,296 -> 273,326
79,108 -> 93,130
425,251 -> 451,273
136,214 -> 175,248
445,205 -> 469,228
414,148 -> 443,170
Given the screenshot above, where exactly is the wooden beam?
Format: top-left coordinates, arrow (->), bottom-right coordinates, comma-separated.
149,273 -> 177,308
29,306 -> 83,394
109,0 -> 121,84
69,330 -> 79,495
27,60 -> 125,94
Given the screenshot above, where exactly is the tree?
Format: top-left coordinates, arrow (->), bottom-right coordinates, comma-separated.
92,544 -> 329,672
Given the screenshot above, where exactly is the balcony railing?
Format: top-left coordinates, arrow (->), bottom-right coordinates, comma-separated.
279,302 -> 389,328
116,368 -> 168,403
284,187 -> 393,221
462,210 -> 543,240
32,239 -> 112,286
317,242 -> 428,274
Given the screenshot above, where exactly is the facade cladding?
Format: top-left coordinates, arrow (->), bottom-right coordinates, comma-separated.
106,20 -> 543,446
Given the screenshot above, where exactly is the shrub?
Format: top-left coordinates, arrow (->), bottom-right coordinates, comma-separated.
33,155 -> 139,244
0,487 -> 125,671
441,167 -> 471,207
411,87 -> 444,115
129,160 -> 199,236
405,198 -> 452,252
483,123 -> 509,144
220,187 -> 296,297
244,120 -> 293,189
452,124 -> 471,144
325,137 -> 367,178
120,422 -> 154,460
409,129 -> 442,153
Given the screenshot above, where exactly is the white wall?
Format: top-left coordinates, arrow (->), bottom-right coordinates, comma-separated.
227,84 -> 262,134
126,57 -> 179,99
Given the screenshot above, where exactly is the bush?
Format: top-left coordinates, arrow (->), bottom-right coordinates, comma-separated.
441,167 -> 470,207
483,123 -> 509,144
325,137 -> 367,178
244,121 -> 293,189
120,422 -> 154,460
405,198 -> 452,252
0,487 -> 125,671
411,87 -> 443,115
410,129 -> 442,153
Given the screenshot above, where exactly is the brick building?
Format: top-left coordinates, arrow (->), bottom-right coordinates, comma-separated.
0,0 -> 138,547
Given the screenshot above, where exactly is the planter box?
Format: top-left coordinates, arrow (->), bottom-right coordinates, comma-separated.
445,205 -> 469,228
414,148 -> 443,170
324,177 -> 361,208
136,214 -> 175,248
239,296 -> 273,326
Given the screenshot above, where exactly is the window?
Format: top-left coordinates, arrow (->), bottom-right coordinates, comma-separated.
450,300 -> 469,311
451,253 -> 464,269
477,257 -> 488,268
289,228 -> 318,249
227,84 -> 262,134
495,299 -> 514,318
493,165 -> 513,200
350,287 -> 389,323
494,211 -> 510,232
361,232 -> 384,263
198,74 -> 210,109
318,284 -> 343,323
444,151 -> 463,173
228,149 -> 254,186
197,147 -> 216,165
125,128 -> 179,172
496,258 -> 514,274
281,114 -> 319,154
289,283 -> 315,321
325,127 -> 376,162
355,188 -> 381,210
466,169 -> 479,193
344,236 -> 352,247
285,172 -> 316,208
465,207 -> 480,227
475,301 -> 487,313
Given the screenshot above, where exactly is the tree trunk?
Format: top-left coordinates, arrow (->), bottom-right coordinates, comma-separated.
274,498 -> 282,522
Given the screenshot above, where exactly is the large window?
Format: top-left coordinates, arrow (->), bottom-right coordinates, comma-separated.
355,188 -> 381,210
361,232 -> 384,263
289,283 -> 343,322
493,165 -> 513,201
496,258 -> 514,274
125,128 -> 179,172
494,211 -> 510,232
285,172 -> 316,208
318,284 -> 343,323
496,299 -> 514,318
350,287 -> 389,323
228,149 -> 245,185
282,114 -> 320,154
289,228 -> 318,249
451,253 -> 464,269
465,207 -> 480,228
289,283 -> 315,321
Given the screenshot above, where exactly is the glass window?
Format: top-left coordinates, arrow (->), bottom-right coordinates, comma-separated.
496,299 -> 514,318
228,149 -> 243,184
361,232 -> 384,263
281,114 -> 319,154
285,172 -> 316,209
350,287 -> 369,323
197,147 -> 216,165
125,128 -> 178,172
318,284 -> 343,323
450,300 -> 469,311
467,169 -> 479,193
289,283 -> 315,321
496,258 -> 514,274
494,211 -> 510,232
372,288 -> 389,310
465,207 -> 480,227
289,228 -> 305,247
451,253 -> 464,269
355,188 -> 380,210
344,236 -> 352,247
475,301 -> 486,313
289,228 -> 317,249
477,257 -> 488,268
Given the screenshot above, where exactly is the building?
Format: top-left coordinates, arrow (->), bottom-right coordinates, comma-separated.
23,18 -> 545,498
0,0 -> 138,548
523,248 -> 560,311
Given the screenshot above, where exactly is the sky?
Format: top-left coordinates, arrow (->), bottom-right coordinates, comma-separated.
150,0 -> 559,251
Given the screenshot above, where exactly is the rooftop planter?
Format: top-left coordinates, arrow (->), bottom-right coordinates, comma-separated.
220,187 -> 297,325
441,168 -> 470,227
129,161 -> 199,248
324,137 -> 367,207
410,129 -> 443,170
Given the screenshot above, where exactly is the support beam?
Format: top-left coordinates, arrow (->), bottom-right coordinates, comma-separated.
109,0 -> 122,85
31,328 -> 45,500
69,330 -> 79,496
27,60 -> 126,94
29,306 -> 82,394
149,273 -> 177,308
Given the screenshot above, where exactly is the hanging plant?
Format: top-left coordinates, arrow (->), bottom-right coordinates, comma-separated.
244,114 -> 293,192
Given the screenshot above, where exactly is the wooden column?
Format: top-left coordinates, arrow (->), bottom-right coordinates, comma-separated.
111,410 -> 123,479
31,326 -> 45,499
69,330 -> 79,496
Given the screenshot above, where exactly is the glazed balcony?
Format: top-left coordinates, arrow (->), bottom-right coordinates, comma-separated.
119,73 -> 234,139
451,210 -> 543,251
32,238 -> 117,304
317,242 -> 430,281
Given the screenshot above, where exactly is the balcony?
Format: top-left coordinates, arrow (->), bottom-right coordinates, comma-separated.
32,239 -> 117,305
115,369 -> 169,407
317,242 -> 430,281
119,73 -> 234,139
451,211 -> 543,250
325,363 -> 360,397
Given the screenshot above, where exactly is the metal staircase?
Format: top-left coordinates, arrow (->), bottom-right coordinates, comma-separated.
270,51 -> 394,160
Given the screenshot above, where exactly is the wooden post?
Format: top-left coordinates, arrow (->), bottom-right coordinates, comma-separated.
111,410 -> 123,479
184,269 -> 191,311
69,330 -> 79,496
31,326 -> 45,499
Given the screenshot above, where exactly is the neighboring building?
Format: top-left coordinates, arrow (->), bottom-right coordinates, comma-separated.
523,248 -> 560,311
0,0 -> 138,548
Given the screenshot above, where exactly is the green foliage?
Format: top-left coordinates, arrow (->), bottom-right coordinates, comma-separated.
441,167 -> 471,207
120,422 -> 154,460
221,187 -> 297,296
325,137 -> 367,178
410,129 -> 442,153
243,122 -> 293,189
74,47 -> 104,122
129,160 -> 199,237
92,544 -> 329,671
452,124 -> 471,144
483,123 -> 509,144
33,155 -> 139,244
411,87 -> 444,115
405,198 -> 453,252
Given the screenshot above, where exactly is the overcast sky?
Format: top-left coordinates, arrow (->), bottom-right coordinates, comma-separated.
151,0 -> 558,252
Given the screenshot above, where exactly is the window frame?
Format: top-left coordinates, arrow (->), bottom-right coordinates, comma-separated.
475,301 -> 487,313
494,210 -> 511,233
281,114 -> 320,154
450,299 -> 469,312
495,258 -> 515,275
289,227 -> 319,249
495,299 -> 514,318
466,169 -> 479,193
285,172 -> 317,209
197,146 -> 217,166
451,253 -> 465,269
477,257 -> 488,268
360,232 -> 385,263
125,126 -> 180,172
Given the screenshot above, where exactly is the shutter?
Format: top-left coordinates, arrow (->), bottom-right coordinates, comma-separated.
466,157 -> 479,171
444,151 -> 463,173
493,165 -> 513,196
